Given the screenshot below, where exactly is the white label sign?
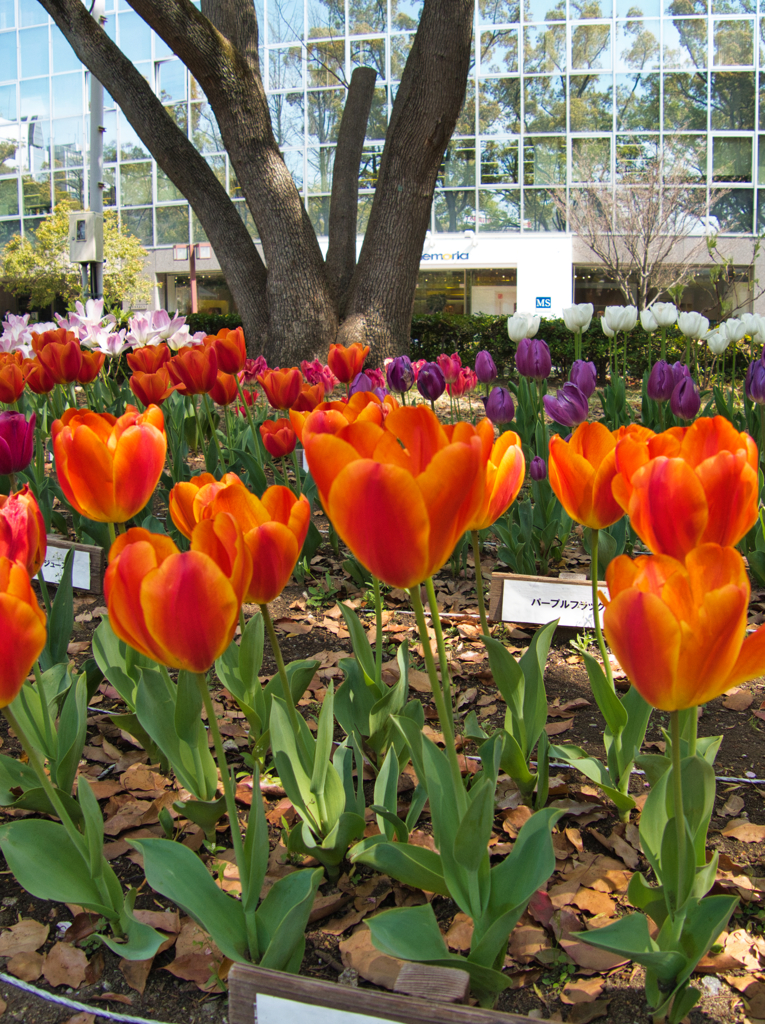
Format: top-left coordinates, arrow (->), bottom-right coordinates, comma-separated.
258,994 -> 385,1024
502,578 -> 608,629
41,545 -> 91,590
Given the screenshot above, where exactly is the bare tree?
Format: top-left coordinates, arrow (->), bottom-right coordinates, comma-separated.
36,0 -> 474,365
550,144 -> 727,311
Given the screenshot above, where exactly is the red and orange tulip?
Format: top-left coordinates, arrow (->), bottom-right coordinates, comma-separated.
327,342 -> 369,384
548,421 -> 634,530
0,486 -> 46,576
127,344 -> 171,375
604,544 -> 765,711
291,382 -> 326,412
289,390 -> 389,443
257,367 -> 302,410
168,471 -> 243,539
52,405 -> 167,524
209,371 -> 239,407
105,514 -> 252,672
303,404 -> 485,589
129,368 -> 179,407
210,327 -> 246,375
0,353 -> 24,404
76,350 -> 106,385
612,416 -> 759,562
260,418 -> 298,458
0,556 -> 46,707
22,358 -> 55,395
454,419 -> 525,531
167,344 -> 218,395
32,329 -> 83,385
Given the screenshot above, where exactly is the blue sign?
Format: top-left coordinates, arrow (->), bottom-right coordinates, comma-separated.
536,296 -> 551,309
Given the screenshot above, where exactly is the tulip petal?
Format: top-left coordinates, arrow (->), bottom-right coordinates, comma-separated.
104,540 -> 167,663
244,521 -> 300,604
58,421 -> 117,520
604,589 -> 682,711
627,458 -> 708,560
726,623 -> 765,692
111,423 -> 167,523
304,433 -> 362,506
0,590 -> 47,707
678,584 -> 748,707
386,406 -> 448,475
417,439 -> 484,574
695,451 -> 758,547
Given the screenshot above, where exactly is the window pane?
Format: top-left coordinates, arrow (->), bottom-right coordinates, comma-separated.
711,188 -> 753,231
572,22 -> 611,70
350,1 -> 385,34
480,30 -> 518,75
269,93 -> 304,147
20,27 -> 47,78
308,39 -> 344,87
102,110 -> 117,161
524,24 -> 566,73
662,72 -> 707,130
616,72 -> 660,130
572,137 -> 611,181
54,168 -> 83,206
119,113 -> 149,159
282,149 -> 304,189
712,135 -> 752,180
616,134 -> 659,176
479,79 -> 521,134
524,137 -> 566,185
710,71 -> 754,129
480,140 -> 519,184
351,38 -> 386,81
0,1 -> 15,30
390,34 -> 414,79
307,0 -> 344,37
19,0 -> 45,26
269,0 -> 303,43
663,18 -> 708,68
523,0 -> 565,21
0,177 -> 18,216
439,140 -> 476,188
759,136 -> 765,184
390,0 -> 423,30
523,189 -> 565,230
157,166 -> 183,203
615,19 -> 660,70
569,74 -> 613,130
434,190 -> 476,232
269,46 -> 303,90
308,194 -> 330,234
0,123 -> 19,175
359,145 -> 384,188
103,165 -> 116,206
122,206 -> 153,246
617,0 -> 660,14
52,72 -> 83,119
156,204 -> 188,244
158,60 -> 186,103
478,0 -> 520,24
571,0 -> 613,18
712,0 -> 754,12
51,27 -> 80,74
306,146 -> 334,193
307,89 -> 343,144
164,102 -> 188,134
523,75 -> 566,131
118,11 -> 151,61
23,173 -> 50,215
478,188 -> 521,230
0,32 -> 16,82
52,117 -> 85,167
454,81 -> 475,136
190,102 -> 224,153
0,82 -> 15,120
357,193 -> 374,232
664,134 -> 707,178
120,161 -> 152,205
713,18 -> 754,65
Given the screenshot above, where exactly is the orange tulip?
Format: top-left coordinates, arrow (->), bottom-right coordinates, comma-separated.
209,371 -> 239,407
548,421 -> 632,530
168,471 -> 243,539
327,342 -> 369,384
206,482 -> 310,604
291,382 -> 326,412
32,329 -> 83,385
52,405 -> 167,524
450,419 -> 525,531
76,350 -> 106,385
612,416 -> 759,562
22,358 -> 55,395
210,327 -> 246,374
604,544 -> 765,711
129,368 -> 179,407
290,390 -> 387,442
303,404 -> 485,589
0,353 -> 24,404
0,556 -> 46,707
0,486 -> 46,576
105,515 -> 252,672
167,344 -> 218,395
257,367 -> 302,410
260,418 -> 298,458
127,344 -> 171,374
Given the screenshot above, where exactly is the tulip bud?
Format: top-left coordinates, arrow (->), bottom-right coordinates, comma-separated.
436,352 -> 462,384
515,337 -> 551,380
650,302 -> 678,328
475,350 -> 497,384
647,360 -> 675,402
416,362 -> 446,402
670,377 -> 700,421
640,308 -> 658,332
561,304 -> 594,333
529,456 -> 547,481
678,311 -> 709,339
745,360 -> 765,405
507,313 -> 540,343
603,305 -> 638,333
482,386 -> 515,425
706,331 -> 730,356
721,318 -> 748,344
386,355 -> 414,394
569,359 -> 597,399
349,371 -> 374,395
0,412 -> 35,475
543,382 -> 589,428
671,361 -> 691,388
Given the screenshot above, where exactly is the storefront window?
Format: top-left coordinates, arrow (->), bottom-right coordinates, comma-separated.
171,274 -> 236,316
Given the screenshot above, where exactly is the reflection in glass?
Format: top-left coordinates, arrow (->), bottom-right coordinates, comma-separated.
0,1 -> 14,30
712,0 -> 754,12
711,188 -> 753,231
308,89 -> 343,145
710,71 -> 754,129
615,19 -> 660,70
663,19 -> 707,68
190,102 -> 224,153
434,190 -> 476,232
158,61 -> 187,103
617,0 -> 660,14
615,72 -> 659,130
233,198 -> 258,238
308,194 -> 330,234
269,93 -> 304,147
662,72 -> 707,130
523,136 -> 566,185
615,135 -> 659,177
391,0 -> 423,31
23,173 -> 50,216
523,188 -> 565,230
191,211 -> 209,243
307,39 -> 344,87
156,205 -> 189,245
118,12 -> 151,61
572,137 -> 610,181
122,206 -> 153,247
21,116 -> 49,173
52,118 -> 85,167
0,124 -> 19,174
120,162 -> 152,206
307,0 -> 344,38
119,114 -> 149,160
759,135 -> 765,184
51,27 -> 82,74
523,75 -> 566,132
0,83 -> 15,121
439,141 -> 476,188
102,165 -> 116,207
571,0 -> 613,20
306,145 -> 334,193
164,102 -> 188,134
19,0 -> 46,26
351,38 -> 386,80
269,46 -> 303,90
268,0 -> 303,44
52,74 -> 84,119
20,27 -> 48,78
282,149 -> 304,189
569,74 -> 613,130
478,0 -> 520,24
571,22 -> 611,70
390,34 -> 414,79
22,217 -> 44,241
712,135 -> 752,180
480,30 -> 518,75
357,193 -> 374,232
665,0 -> 707,15
0,33 -> 16,83
663,133 -> 706,178
478,188 -> 521,230
359,145 -> 384,188
713,19 -> 753,65
479,79 -> 521,134
350,1 -> 385,34
480,140 -> 519,184
0,177 -> 18,216
524,24 -> 566,74
54,168 -> 83,206
156,166 -> 183,203
523,0 -> 566,22
454,82 -> 475,137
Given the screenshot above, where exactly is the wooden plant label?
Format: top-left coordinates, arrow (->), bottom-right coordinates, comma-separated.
41,536 -> 104,593
228,964 -> 539,1024
489,573 -> 609,629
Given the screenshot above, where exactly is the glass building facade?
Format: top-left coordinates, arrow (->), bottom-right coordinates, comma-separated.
2,0 -> 763,314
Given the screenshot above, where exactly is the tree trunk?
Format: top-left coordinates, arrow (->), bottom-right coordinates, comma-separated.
38,0 -> 271,353
339,0 -> 474,363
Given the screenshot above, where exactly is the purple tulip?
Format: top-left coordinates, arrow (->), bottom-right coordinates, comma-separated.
372,386 -> 388,401
746,360 -> 765,405
671,361 -> 691,388
349,371 -> 374,395
475,350 -> 498,385
386,355 -> 414,394
482,386 -> 515,425
0,411 -> 35,476
647,360 -> 675,402
670,377 -> 700,421
529,456 -> 547,481
515,338 -> 551,381
416,362 -> 446,403
543,383 -> 589,428
569,360 -> 597,399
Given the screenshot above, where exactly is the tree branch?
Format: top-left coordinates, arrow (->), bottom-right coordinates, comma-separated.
201,0 -> 260,79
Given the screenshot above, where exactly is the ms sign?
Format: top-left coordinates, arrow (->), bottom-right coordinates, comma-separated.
535,296 -> 551,309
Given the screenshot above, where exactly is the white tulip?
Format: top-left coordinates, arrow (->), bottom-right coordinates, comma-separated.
677,311 -> 709,339
507,313 -> 540,343
601,320 -> 615,338
604,305 -> 638,333
743,313 -> 765,342
640,308 -> 658,332
706,330 -> 731,355
650,302 -> 678,328
561,303 -> 594,333
721,318 -> 748,344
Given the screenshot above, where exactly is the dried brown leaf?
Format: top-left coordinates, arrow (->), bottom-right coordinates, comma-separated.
0,919 -> 49,955
42,942 -> 88,988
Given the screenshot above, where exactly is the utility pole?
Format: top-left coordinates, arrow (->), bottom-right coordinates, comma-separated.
88,0 -> 105,300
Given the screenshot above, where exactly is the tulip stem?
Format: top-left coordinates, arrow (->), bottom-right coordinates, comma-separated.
589,530 -> 616,693
424,577 -> 455,741
203,395 -> 227,471
260,602 -> 302,741
107,521 -> 116,548
36,571 -> 51,616
290,448 -> 303,497
234,376 -> 263,468
408,583 -> 465,807
759,405 -> 765,478
670,709 -> 686,904
471,530 -> 490,638
194,673 -> 250,934
372,574 -> 383,682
